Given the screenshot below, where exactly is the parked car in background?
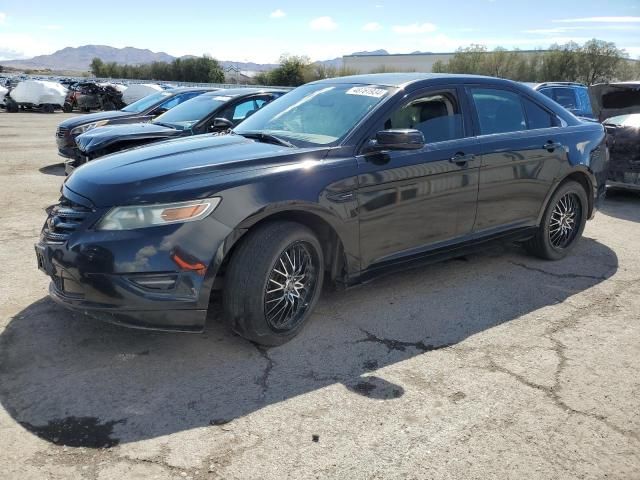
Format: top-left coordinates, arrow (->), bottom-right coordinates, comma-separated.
5,79 -> 67,113
603,114 -> 640,190
56,87 -> 219,162
37,73 -> 608,345
528,82 -> 595,119
63,82 -> 126,113
589,81 -> 640,122
589,82 -> 640,190
70,88 -> 286,173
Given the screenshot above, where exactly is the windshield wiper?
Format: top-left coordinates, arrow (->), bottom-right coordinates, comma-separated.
235,131 -> 296,148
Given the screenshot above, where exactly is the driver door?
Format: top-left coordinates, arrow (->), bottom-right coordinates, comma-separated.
356,87 -> 481,270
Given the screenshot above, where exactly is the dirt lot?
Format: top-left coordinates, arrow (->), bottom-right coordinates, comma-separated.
0,111 -> 639,480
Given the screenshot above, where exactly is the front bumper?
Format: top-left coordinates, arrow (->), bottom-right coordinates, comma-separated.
48,282 -> 207,332
36,200 -> 233,332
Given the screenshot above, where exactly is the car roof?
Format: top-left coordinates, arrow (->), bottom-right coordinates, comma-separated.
530,82 -> 587,89
166,86 -> 221,93
197,87 -> 288,97
311,72 -> 507,88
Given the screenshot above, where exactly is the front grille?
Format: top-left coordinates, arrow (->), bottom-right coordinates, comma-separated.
56,126 -> 70,138
42,197 -> 93,243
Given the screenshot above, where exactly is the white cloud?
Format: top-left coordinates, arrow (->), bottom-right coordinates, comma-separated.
270,9 -> 286,19
309,16 -> 338,31
0,12 -> 6,25
362,22 -> 382,32
553,16 -> 640,23
0,33 -> 60,60
44,25 -> 63,31
392,22 -> 437,34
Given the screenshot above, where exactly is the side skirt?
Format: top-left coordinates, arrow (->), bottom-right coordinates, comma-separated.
347,226 -> 538,286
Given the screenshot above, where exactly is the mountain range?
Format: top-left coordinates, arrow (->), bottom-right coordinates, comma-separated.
0,45 -> 393,73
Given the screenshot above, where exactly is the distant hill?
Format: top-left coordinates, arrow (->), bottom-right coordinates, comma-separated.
1,45 -> 281,73
0,45 -> 401,74
2,45 -> 176,71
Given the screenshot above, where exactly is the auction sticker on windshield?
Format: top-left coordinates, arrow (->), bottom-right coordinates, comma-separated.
346,87 -> 387,98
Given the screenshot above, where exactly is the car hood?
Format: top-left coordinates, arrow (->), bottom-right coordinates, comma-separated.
75,122 -> 181,153
58,110 -> 133,129
589,82 -> 640,121
64,134 -> 330,207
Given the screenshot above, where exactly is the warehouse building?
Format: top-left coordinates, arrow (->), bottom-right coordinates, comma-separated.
342,50 -> 548,74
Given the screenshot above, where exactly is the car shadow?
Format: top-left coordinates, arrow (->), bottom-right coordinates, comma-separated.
38,163 -> 66,176
0,238 -> 618,448
600,189 -> 640,223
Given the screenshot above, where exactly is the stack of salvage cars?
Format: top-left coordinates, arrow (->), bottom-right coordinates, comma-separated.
1,78 -> 170,114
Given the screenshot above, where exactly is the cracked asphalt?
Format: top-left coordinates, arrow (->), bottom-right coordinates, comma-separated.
1,112 -> 639,479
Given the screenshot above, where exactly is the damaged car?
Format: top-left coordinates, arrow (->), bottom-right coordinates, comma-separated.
591,82 -> 640,190
70,88 -> 286,173
56,87 -> 219,163
63,82 -> 126,113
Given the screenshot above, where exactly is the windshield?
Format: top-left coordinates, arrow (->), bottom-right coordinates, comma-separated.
604,114 -> 640,127
152,94 -> 229,129
122,90 -> 173,113
234,83 -> 392,146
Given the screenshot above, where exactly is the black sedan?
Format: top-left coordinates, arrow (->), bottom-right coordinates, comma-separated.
56,87 -> 219,161
37,73 -> 608,346
70,88 -> 287,174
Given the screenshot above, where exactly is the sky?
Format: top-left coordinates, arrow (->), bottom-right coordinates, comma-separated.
0,0 -> 639,63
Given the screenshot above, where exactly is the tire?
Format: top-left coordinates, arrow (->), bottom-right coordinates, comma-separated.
43,104 -> 55,113
6,101 -> 18,113
102,101 -> 115,111
63,102 -> 73,113
525,180 -> 588,260
223,221 -> 324,346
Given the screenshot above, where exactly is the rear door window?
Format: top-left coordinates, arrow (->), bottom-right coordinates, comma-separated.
470,88 -> 526,135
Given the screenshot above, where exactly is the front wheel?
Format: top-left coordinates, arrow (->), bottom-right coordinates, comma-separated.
223,221 -> 324,346
525,180 -> 588,260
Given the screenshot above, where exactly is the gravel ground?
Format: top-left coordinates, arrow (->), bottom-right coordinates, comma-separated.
0,112 -> 639,480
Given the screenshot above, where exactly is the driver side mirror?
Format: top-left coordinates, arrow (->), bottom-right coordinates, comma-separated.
366,129 -> 425,152
210,117 -> 234,131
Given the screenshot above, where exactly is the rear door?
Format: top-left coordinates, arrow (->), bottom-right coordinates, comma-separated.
468,86 -> 569,232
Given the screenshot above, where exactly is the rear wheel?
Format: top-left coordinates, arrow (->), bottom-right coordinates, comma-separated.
63,102 -> 73,113
43,104 -> 55,113
223,221 -> 324,346
102,101 -> 116,111
525,180 -> 588,260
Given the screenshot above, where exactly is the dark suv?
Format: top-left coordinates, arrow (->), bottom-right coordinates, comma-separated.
530,82 -> 595,119
37,74 -> 608,345
55,87 -> 219,162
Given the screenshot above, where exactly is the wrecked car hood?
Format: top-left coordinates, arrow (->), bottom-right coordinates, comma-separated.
590,82 -> 640,121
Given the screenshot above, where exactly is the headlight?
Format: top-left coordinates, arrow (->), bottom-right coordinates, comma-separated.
96,198 -> 220,231
71,120 -> 108,136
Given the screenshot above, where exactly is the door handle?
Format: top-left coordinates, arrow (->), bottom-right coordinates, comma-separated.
543,141 -> 563,152
449,153 -> 476,166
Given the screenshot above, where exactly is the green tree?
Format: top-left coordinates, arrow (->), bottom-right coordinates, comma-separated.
90,57 -> 104,76
578,39 -> 627,84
